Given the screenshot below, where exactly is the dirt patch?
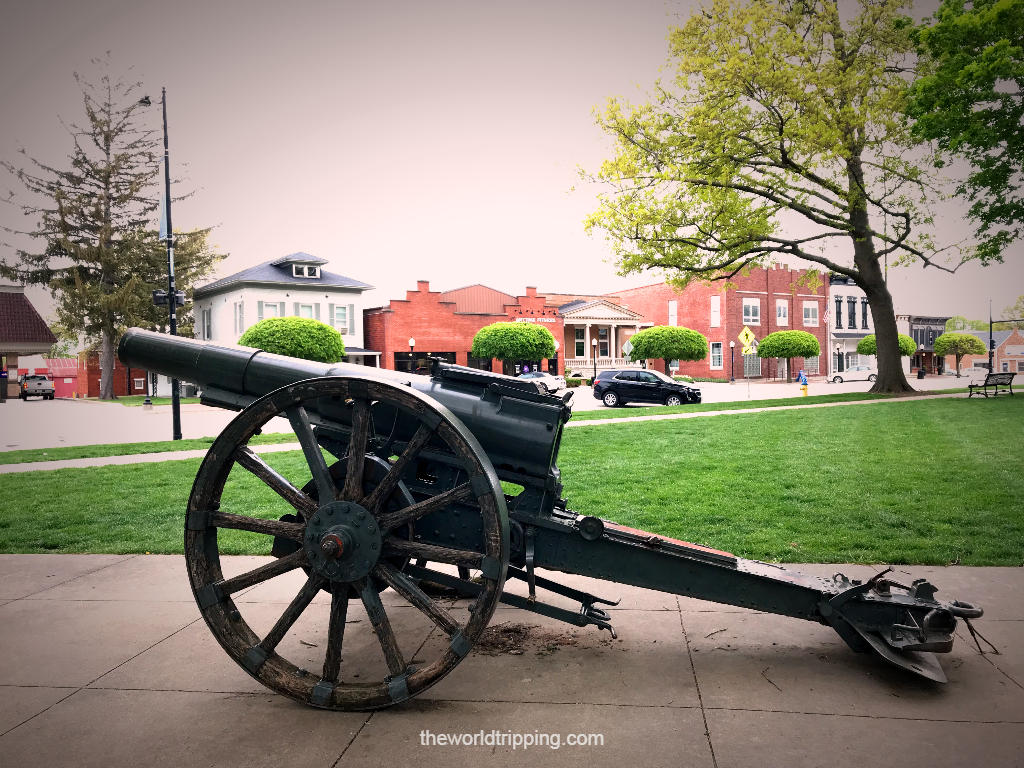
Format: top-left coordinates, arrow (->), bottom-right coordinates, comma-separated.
473,621 -> 609,657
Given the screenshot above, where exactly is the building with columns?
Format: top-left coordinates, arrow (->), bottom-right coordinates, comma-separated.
558,299 -> 648,376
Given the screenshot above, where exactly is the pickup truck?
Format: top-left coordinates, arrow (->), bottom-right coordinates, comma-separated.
19,374 -> 55,400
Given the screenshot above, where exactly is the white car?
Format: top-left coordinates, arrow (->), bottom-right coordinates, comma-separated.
831,365 -> 877,384
518,371 -> 566,393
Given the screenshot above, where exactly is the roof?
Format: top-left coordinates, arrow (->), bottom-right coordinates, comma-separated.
558,299 -> 588,312
195,256 -> 372,298
960,330 -> 1013,348
0,286 -> 57,349
559,298 -> 646,321
439,284 -> 516,314
269,252 -> 328,266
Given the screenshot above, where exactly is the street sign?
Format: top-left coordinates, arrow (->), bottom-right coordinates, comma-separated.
622,339 -> 633,356
738,326 -> 755,347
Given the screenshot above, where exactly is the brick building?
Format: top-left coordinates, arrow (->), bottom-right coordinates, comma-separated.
364,282 -> 566,375
611,265 -> 829,379
76,351 -> 150,399
0,285 -> 56,398
941,328 -> 1024,375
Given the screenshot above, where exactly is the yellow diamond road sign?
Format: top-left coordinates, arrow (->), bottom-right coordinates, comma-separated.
738,326 -> 755,346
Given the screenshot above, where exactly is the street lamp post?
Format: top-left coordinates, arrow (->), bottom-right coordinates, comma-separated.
729,341 -> 735,383
835,343 -> 842,375
591,338 -> 598,381
139,89 -> 182,440
409,338 -> 415,373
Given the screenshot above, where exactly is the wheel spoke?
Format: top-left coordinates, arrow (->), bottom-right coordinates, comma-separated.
234,446 -> 318,519
321,584 -> 349,683
355,577 -> 406,676
287,406 -> 338,504
260,572 -> 326,653
374,562 -> 460,636
341,398 -> 371,502
375,482 -> 475,533
363,423 -> 435,514
219,549 -> 308,596
211,511 -> 305,541
382,538 -> 483,569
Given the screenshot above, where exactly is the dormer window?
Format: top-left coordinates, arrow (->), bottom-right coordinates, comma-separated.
293,265 -> 319,278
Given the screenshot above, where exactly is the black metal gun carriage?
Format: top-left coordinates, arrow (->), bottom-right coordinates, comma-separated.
118,329 -> 984,710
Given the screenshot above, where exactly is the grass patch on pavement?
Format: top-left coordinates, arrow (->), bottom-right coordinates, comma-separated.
0,431 -> 298,465
0,396 -> 1019,565
107,395 -> 202,406
568,388 -> 971,422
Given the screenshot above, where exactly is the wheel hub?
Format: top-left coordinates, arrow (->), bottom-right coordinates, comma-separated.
303,501 -> 383,582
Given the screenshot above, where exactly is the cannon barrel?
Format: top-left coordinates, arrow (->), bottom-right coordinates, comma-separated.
117,328 -> 570,483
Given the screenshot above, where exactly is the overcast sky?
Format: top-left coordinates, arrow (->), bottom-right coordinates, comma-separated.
2,0 -> 1021,327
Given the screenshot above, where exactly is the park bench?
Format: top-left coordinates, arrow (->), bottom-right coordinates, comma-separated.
968,371 -> 1015,398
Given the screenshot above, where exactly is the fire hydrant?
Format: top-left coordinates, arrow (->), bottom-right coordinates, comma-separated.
797,369 -> 808,397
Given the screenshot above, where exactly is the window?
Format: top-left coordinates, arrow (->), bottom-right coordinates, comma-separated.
202,309 -> 211,340
776,300 -> 788,326
614,371 -> 637,381
669,359 -> 679,370
575,328 -> 585,357
861,299 -> 869,329
292,265 -> 319,278
1018,362 -> 1024,372
848,297 -> 857,329
710,296 -> 721,327
298,304 -> 313,319
1003,362 -> 1010,372
743,353 -> 761,377
847,353 -> 860,367
668,300 -> 678,327
637,372 -> 659,383
259,301 -> 280,320
834,296 -> 843,328
233,302 -> 244,334
743,298 -> 760,325
598,327 -> 608,357
803,301 -> 819,326
328,304 -> 348,333
804,356 -> 819,374
133,378 -> 145,390
928,329 -> 935,346
710,342 -> 723,369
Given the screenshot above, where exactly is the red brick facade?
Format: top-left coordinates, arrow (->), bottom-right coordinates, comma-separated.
363,282 -> 564,375
77,352 -> 149,398
612,266 -> 829,379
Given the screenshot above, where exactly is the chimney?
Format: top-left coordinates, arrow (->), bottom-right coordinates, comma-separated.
416,280 -> 430,292
526,286 -> 537,298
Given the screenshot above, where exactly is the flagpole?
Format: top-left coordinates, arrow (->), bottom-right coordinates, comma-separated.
161,87 -> 182,440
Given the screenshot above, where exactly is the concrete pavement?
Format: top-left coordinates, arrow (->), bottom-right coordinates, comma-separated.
0,554 -> 1020,767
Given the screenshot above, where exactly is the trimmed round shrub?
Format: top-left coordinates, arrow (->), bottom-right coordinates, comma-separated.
238,317 -> 346,363
627,326 -> 707,370
471,322 -> 556,361
756,330 -> 820,360
856,333 -> 916,357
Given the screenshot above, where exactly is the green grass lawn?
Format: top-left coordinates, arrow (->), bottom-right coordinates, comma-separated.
568,388 -> 971,422
106,396 -> 203,407
0,396 -> 1020,565
0,432 -> 299,465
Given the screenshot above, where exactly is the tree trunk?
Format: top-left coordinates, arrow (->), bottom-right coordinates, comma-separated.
955,353 -> 962,377
847,156 -> 914,395
786,358 -> 792,383
99,329 -> 116,400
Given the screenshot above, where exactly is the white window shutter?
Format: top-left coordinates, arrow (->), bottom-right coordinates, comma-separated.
328,303 -> 335,328
257,301 -> 264,322
293,302 -> 299,316
349,304 -> 356,337
314,303 -> 320,321
279,301 -> 285,317
233,303 -> 237,334
239,302 -> 244,332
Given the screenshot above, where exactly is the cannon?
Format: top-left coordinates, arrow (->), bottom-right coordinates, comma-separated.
118,328 -> 984,710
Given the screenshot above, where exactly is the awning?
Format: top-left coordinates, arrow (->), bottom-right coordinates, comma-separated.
344,347 -> 381,357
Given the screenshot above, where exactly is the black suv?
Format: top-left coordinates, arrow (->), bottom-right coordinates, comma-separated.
592,369 -> 700,407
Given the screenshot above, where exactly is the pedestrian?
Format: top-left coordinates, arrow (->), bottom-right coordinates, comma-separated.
797,368 -> 808,397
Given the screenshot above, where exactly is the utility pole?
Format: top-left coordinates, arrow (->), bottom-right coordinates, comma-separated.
989,300 -> 995,373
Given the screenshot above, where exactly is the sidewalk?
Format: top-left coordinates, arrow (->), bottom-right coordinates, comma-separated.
0,554 -> 1020,767
1,392 -> 969,474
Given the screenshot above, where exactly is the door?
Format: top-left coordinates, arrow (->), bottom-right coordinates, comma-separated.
611,371 -> 638,400
634,371 -> 662,402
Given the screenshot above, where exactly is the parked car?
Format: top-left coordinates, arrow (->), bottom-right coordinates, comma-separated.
18,374 -> 55,400
831,365 -> 877,384
518,371 -> 566,393
592,369 -> 701,407
962,367 -> 990,378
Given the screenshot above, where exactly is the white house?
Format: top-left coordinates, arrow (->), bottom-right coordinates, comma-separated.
150,253 -> 378,396
828,274 -> 875,375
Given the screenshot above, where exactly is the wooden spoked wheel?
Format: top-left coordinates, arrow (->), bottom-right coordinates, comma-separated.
184,376 -> 509,710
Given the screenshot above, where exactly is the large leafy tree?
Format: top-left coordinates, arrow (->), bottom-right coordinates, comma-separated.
757,330 -> 820,382
471,322 -> 556,366
933,332 -> 987,376
0,57 -> 221,398
907,0 -> 1024,263
626,325 -> 707,374
584,0 -> 964,394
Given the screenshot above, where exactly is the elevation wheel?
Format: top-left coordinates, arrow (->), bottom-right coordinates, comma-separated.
184,376 -> 509,710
